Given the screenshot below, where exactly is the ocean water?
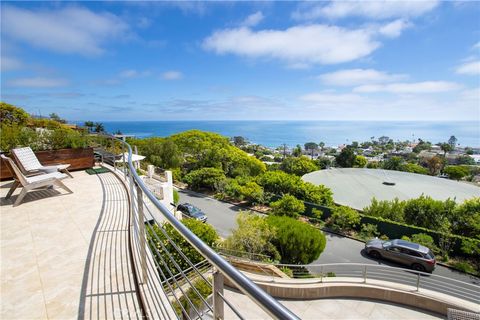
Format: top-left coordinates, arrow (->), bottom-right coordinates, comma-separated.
97,121 -> 480,148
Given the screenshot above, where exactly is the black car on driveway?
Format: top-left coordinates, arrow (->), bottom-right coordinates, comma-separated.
177,203 -> 208,223
365,238 -> 436,272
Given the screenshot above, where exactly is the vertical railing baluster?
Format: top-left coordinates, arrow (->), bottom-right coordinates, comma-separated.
363,266 -> 367,283
213,269 -> 225,320
416,273 -> 420,291
136,185 -> 148,284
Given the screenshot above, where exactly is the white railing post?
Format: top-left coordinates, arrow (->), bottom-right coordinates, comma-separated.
136,185 -> 148,284
416,273 -> 420,291
363,266 -> 367,283
213,269 -> 224,320
320,266 -> 323,283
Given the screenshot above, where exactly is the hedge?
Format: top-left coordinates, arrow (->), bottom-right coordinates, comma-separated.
303,201 -> 479,258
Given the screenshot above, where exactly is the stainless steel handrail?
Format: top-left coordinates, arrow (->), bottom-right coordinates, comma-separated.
101,134 -> 299,320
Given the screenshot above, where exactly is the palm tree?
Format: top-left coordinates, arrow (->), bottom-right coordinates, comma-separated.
94,122 -> 105,133
84,121 -> 94,132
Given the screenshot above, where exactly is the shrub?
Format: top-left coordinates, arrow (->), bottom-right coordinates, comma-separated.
444,166 -> 470,180
147,219 -> 218,275
270,194 -> 305,218
402,163 -> 428,175
451,261 -> 476,274
183,167 -> 226,190
363,197 -> 405,222
173,189 -> 180,205
327,206 -> 360,231
279,266 -> 293,277
411,233 -> 439,253
403,195 -> 455,230
279,156 -> 318,176
358,223 -> 379,240
354,155 -> 367,168
173,277 -> 212,317
267,215 -> 326,264
0,102 -> 30,125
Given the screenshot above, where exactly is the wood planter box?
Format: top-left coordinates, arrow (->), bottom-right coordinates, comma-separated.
0,147 -> 95,180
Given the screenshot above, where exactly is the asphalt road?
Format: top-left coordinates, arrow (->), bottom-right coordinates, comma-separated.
178,189 -> 480,292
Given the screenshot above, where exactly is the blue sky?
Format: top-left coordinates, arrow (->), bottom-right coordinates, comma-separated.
1,1 -> 479,121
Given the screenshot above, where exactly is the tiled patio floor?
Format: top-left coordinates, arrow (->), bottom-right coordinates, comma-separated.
0,170 -> 141,319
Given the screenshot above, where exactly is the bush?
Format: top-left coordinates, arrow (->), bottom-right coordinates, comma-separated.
258,170 -> 333,206
173,277 -> 212,317
402,163 -> 428,175
270,194 -> 305,218
222,211 -> 280,262
327,206 -> 360,231
411,233 -> 439,253
354,155 -> 367,168
279,266 -> 293,277
403,195 -> 455,230
173,189 -> 180,205
147,219 -> 218,275
267,215 -> 326,264
183,167 -> 226,190
358,223 -> 379,240
443,166 -> 470,181
363,197 -> 405,222
279,156 -> 318,176
0,102 -> 30,125
451,261 -> 476,274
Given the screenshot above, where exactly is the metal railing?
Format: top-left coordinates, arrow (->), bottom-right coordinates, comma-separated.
268,262 -> 479,305
94,135 -> 299,320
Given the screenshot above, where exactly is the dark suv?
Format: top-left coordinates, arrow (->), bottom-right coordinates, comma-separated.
365,239 -> 436,272
177,203 -> 207,223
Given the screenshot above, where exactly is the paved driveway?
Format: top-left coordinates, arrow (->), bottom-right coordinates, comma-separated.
178,189 -> 480,287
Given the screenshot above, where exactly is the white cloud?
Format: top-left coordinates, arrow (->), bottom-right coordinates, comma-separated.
300,92 -> 367,106
241,11 -> 264,27
354,81 -> 461,94
1,56 -> 24,71
455,60 -> 480,75
162,71 -> 183,80
2,6 -> 129,56
203,24 -> 382,66
378,19 -> 411,38
318,69 -> 407,86
119,69 -> 151,78
293,1 -> 439,20
7,77 -> 69,88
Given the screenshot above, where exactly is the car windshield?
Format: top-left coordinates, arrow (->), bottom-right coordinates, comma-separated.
382,241 -> 392,248
188,206 -> 200,214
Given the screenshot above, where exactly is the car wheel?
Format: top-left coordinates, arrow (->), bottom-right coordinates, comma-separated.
369,250 -> 381,259
411,263 -> 425,272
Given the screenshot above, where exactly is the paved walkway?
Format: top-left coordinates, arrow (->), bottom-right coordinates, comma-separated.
1,171 -> 141,319
223,288 -> 443,319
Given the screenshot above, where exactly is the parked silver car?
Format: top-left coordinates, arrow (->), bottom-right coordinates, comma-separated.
365,239 -> 436,272
177,203 -> 208,223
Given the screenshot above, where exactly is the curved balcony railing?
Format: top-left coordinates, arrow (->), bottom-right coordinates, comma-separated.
93,134 -> 299,320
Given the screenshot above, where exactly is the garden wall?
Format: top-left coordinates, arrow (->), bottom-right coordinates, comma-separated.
0,147 -> 95,180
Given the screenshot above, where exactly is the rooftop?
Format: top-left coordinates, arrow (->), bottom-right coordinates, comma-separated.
303,168 -> 480,210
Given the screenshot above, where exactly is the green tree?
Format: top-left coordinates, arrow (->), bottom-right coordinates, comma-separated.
280,156 -> 318,176
403,195 -> 455,230
354,155 -> 367,168
184,167 -> 226,190
267,215 -> 326,264
363,197 -> 406,222
0,102 -> 30,125
94,122 -> 105,133
270,194 -> 305,218
383,156 -> 404,171
443,166 -> 470,180
257,170 -> 333,206
456,155 -> 475,165
147,219 -> 218,275
304,142 -> 318,159
440,143 -> 452,157
292,144 -> 302,157
452,198 -> 480,239
335,146 -> 356,168
222,212 -> 280,261
402,163 -> 428,175
84,121 -> 94,132
49,112 -> 66,124
327,206 -> 361,231
448,135 -> 457,149
233,136 -> 248,147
